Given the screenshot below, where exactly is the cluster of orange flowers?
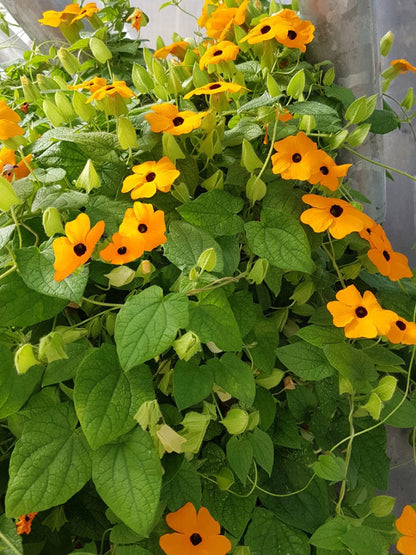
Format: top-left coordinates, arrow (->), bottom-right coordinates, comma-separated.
0,100 -> 25,141
396,504 -> 416,555
69,77 -> 134,103
38,2 -> 99,27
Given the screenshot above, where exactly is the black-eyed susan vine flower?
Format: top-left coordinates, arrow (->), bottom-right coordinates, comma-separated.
0,148 -> 32,181
68,76 -> 108,94
197,0 -> 218,29
396,505 -> 416,554
390,59 -> 416,74
154,41 -> 190,60
119,202 -> 167,251
52,213 -> 105,282
159,502 -> 231,555
0,100 -> 24,141
126,8 -> 143,32
306,149 -> 352,191
199,40 -> 240,70
183,81 -> 246,99
271,132 -> 318,181
300,194 -> 374,239
38,2 -> 99,27
16,513 -> 37,535
326,284 -> 396,338
386,317 -> 416,345
145,104 -> 207,136
121,157 -> 180,199
86,80 -> 135,103
204,0 -> 249,41
100,232 -> 145,265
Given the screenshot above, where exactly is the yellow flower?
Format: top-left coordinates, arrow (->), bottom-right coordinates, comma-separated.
86,80 -> 135,103
306,149 -> 351,191
38,2 -> 99,27
119,202 -> 167,252
386,318 -> 416,345
52,213 -> 105,282
122,157 -> 180,199
0,148 -> 32,181
183,81 -> 245,99
154,41 -> 190,60
68,77 -> 108,94
126,8 -> 143,32
197,0 -> 219,29
271,132 -> 318,181
100,232 -> 145,265
0,100 -> 24,140
390,59 -> 416,74
396,505 -> 416,554
205,0 -> 249,40
199,40 -> 240,70
145,103 -> 207,136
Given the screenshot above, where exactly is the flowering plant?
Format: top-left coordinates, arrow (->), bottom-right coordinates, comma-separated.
0,1 -> 415,553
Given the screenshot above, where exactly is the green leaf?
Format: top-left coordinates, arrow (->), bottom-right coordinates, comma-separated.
310,517 -> 351,550
339,526 -> 390,555
43,341 -> 89,386
223,120 -> 263,147
173,359 -> 214,411
74,345 -> 154,449
37,140 -> 89,182
0,272 -> 66,327
349,426 -> 389,490
5,403 -> 91,517
115,286 -> 189,370
189,289 -> 242,351
164,221 -> 224,273
365,109 -> 399,134
312,454 -> 346,482
323,343 -> 378,392
31,185 -> 88,212
381,390 -> 416,427
324,84 -> 355,106
276,342 -> 335,380
177,190 -> 244,237
87,195 -> 131,236
226,436 -> 253,485
208,352 -> 255,405
249,428 -> 274,475
245,508 -> 310,554
345,96 -> 367,124
0,514 -> 23,555
290,100 -> 339,117
270,406 -> 303,449
0,224 -> 15,250
0,345 -> 42,419
92,428 -> 162,536
162,458 -> 202,511
245,209 -> 314,273
16,246 -> 89,303
202,481 -> 256,538
47,129 -> 120,164
296,325 -> 344,347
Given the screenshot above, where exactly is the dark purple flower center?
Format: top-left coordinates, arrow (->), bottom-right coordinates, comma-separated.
173,116 -> 184,127
287,30 -> 297,40
292,153 -> 302,163
396,320 -> 407,331
261,25 -> 271,34
73,243 -> 87,256
117,246 -> 127,255
330,204 -> 343,218
320,165 -> 329,175
190,533 -> 202,546
209,83 -> 222,90
146,172 -> 156,182
382,250 -> 390,261
138,223 -> 148,233
213,49 -> 223,56
355,306 -> 368,318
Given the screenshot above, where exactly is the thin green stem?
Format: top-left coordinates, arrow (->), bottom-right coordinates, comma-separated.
248,472 -> 316,498
81,297 -> 123,308
0,265 -> 16,281
336,395 -> 355,515
10,206 -> 22,249
254,116 -> 279,184
21,222 -> 39,247
322,241 -> 346,288
343,144 -> 416,183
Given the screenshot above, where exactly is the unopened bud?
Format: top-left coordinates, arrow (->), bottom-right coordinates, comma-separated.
379,30 -> 394,57
36,74 -> 59,92
75,159 -> 100,193
136,259 -> 154,277
247,258 -> 269,285
135,399 -> 162,430
116,116 -> 137,149
20,76 -> 40,103
42,99 -> 65,126
14,344 -> 39,374
246,410 -> 260,430
197,248 -> 216,273
374,376 -> 397,402
105,265 -> 135,287
221,408 -> 249,435
38,332 -> 68,363
72,91 -> 96,122
57,47 -> 81,76
246,175 -> 266,205
42,207 -> 64,236
54,325 -> 87,344
89,37 -> 112,64
172,331 -> 202,361
55,91 -> 76,122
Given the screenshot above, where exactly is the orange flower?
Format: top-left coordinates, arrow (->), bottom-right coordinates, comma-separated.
197,0 -> 218,29
205,0 -> 249,40
38,2 -> 98,27
271,132 -> 318,181
154,41 -> 190,60
52,213 -> 105,282
0,148 -> 32,181
386,318 -> 416,345
71,2 -> 99,23
68,76 -> 108,94
159,502 -> 231,555
119,202 -> 167,251
199,41 -> 240,70
240,9 -> 314,51
100,232 -> 144,264
327,284 -> 396,338
127,8 -> 142,32
86,80 -> 135,103
0,100 -> 24,141
390,59 -> 416,74
16,512 -> 37,535
306,149 -> 351,191
184,81 -> 245,99
300,194 -> 373,239
363,223 -> 413,281
396,505 -> 416,554
121,157 -> 180,199
277,108 -> 293,123
145,103 -> 207,136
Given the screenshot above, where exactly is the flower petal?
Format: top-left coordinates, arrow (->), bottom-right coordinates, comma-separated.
166,502 -> 198,534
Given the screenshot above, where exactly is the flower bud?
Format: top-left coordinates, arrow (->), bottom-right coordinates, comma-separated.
369,496 -> 395,518
347,123 -> 371,147
162,133 -> 185,162
197,248 -> 217,273
20,76 -> 40,103
55,91 -> 76,122
105,265 -> 135,287
42,99 -> 65,127
14,344 -> 39,375
57,47 -> 81,76
54,325 -> 87,344
104,312 -> 116,336
379,30 -> 394,56
287,69 -> 305,99
246,175 -> 266,206
401,87 -> 415,111
135,399 -> 162,430
172,331 -> 202,361
72,91 -> 96,122
241,138 -> 263,173
221,408 -> 249,435
59,20 -> 82,43
374,375 -> 397,402
38,332 -> 68,363
116,116 -> 137,149
42,207 -> 64,236
247,258 -> 269,285
132,63 -> 154,94
246,410 -> 260,430
0,176 -> 22,211
75,159 -> 101,193
89,37 -> 112,64
36,74 -> 59,92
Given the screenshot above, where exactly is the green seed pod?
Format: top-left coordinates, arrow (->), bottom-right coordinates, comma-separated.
72,91 -> 96,122
42,99 -> 65,126
42,206 -> 64,237
20,76 -> 40,103
221,408 -> 249,435
379,30 -> 394,56
89,37 -> 112,64
36,74 -> 60,92
75,159 -> 101,193
55,91 -> 76,122
116,116 -> 137,149
172,331 -> 202,361
104,265 -> 135,287
0,176 -> 22,211
57,47 -> 81,76
14,344 -> 39,374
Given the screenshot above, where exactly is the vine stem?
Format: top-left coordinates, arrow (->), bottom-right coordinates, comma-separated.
322,239 -> 346,288
0,265 -> 16,281
336,395 -> 355,515
343,144 -> 416,182
81,297 -> 123,308
10,206 -> 22,249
